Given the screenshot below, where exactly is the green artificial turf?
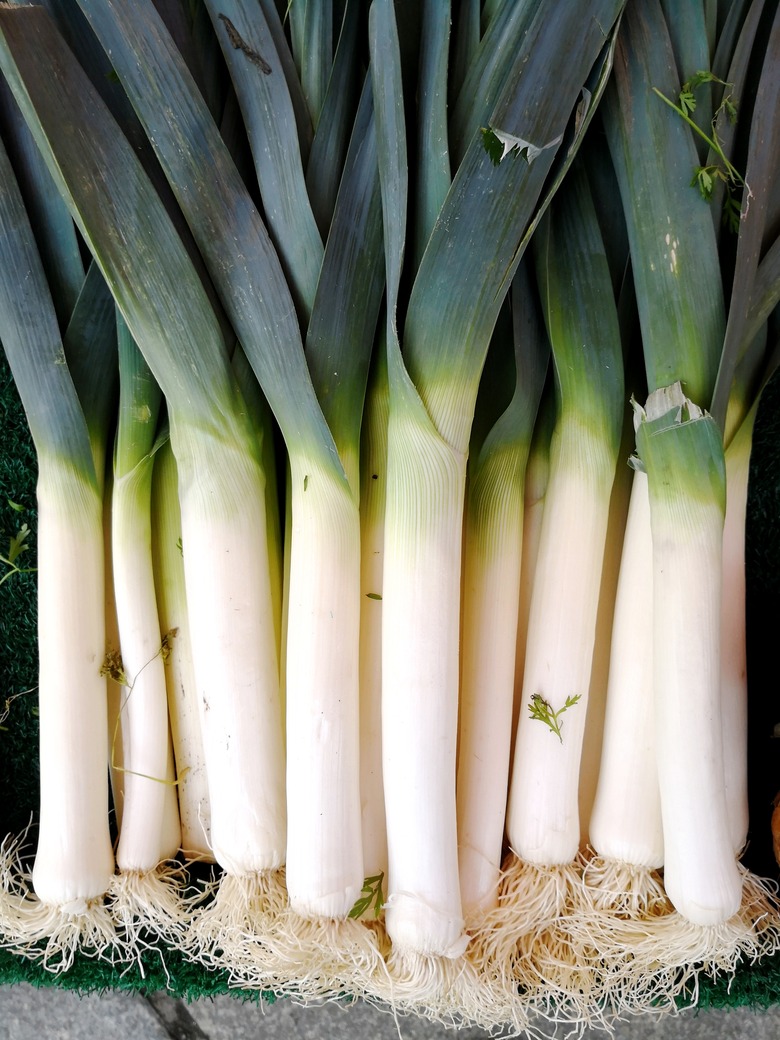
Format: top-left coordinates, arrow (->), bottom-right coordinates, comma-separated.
0,354 -> 39,842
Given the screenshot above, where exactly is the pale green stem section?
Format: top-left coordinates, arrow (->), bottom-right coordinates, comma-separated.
231,344 -> 284,663
721,404 -> 756,854
588,470 -> 663,868
113,453 -> 181,871
103,467 -> 124,835
111,313 -> 178,873
512,402 -> 553,752
151,440 -> 211,858
358,353 -> 389,880
457,445 -> 525,922
284,456 -> 363,917
577,443 -> 633,846
507,419 -> 616,865
280,468 -> 292,728
32,460 -> 114,907
382,407 -> 468,958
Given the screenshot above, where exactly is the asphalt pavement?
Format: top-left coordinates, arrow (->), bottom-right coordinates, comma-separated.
2,983 -> 780,1040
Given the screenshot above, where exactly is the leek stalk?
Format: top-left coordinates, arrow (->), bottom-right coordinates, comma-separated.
0,129 -> 114,965
635,386 -> 740,924
150,440 -> 211,860
107,316 -> 185,951
477,166 -> 623,1023
456,262 -> 548,924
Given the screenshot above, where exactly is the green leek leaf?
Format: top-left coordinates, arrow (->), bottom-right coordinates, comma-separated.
603,0 -> 725,409
205,0 -> 323,323
0,130 -> 94,481
306,0 -> 361,235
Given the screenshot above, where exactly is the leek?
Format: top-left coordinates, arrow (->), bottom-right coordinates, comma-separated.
372,0 -> 626,1017
0,129 -> 114,966
107,315 -> 185,951
456,262 -> 548,925
479,162 -> 623,1023
720,403 -> 757,853
635,386 -> 740,923
150,440 -> 211,861
357,343 -> 389,887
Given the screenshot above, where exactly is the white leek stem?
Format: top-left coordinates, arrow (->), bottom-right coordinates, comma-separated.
160,731 -> 181,857
151,441 -> 211,857
507,421 -> 615,865
285,458 -> 363,918
32,463 -> 114,908
113,457 -> 180,871
382,412 -> 467,958
639,386 -> 742,925
588,470 -> 663,867
177,439 -> 286,877
651,492 -> 741,923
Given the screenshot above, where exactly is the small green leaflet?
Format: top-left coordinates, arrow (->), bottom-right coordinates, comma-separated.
693,165 -> 715,198
348,871 -> 385,919
528,692 -> 582,743
0,522 -> 35,587
5,522 -> 30,566
680,70 -> 738,121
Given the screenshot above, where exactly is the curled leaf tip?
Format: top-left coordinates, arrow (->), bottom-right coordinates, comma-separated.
642,383 -> 705,425
481,126 -> 563,166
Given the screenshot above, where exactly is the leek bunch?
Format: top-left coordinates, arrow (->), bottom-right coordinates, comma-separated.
0,0 -> 779,1032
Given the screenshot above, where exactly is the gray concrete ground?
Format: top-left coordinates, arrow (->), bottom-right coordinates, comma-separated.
1,984 -> 780,1040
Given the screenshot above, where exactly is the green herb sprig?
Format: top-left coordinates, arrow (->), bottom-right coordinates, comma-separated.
528,692 -> 582,743
0,519 -> 35,587
653,71 -> 749,232
348,872 -> 385,919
